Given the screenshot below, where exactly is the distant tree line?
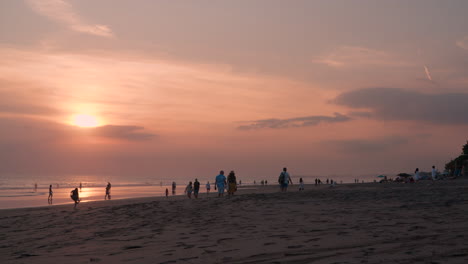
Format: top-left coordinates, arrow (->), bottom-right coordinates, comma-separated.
445,141 -> 468,174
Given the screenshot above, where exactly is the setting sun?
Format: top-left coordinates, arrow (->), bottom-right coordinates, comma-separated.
72,114 -> 99,127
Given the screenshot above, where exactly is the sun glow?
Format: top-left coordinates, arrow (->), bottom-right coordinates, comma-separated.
72,114 -> 100,127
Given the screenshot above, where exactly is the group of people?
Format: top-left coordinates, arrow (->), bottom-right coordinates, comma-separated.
68,182 -> 111,208
179,170 -> 239,199
60,167 -> 297,207
412,166 -> 439,182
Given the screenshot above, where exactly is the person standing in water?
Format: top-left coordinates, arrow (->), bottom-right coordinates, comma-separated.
79,182 -> 82,191
70,188 -> 80,208
48,185 -> 53,204
172,181 -> 176,195
105,182 -> 111,200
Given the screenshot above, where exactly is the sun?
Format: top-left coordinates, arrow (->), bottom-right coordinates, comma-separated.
72,114 -> 99,127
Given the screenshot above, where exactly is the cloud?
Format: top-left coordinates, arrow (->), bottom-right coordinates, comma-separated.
334,88 -> 468,124
325,136 -> 408,153
0,82 -> 62,117
25,0 -> 113,37
91,125 -> 156,141
312,46 -> 410,68
456,36 -> 468,50
0,117 -> 156,144
237,113 -> 351,130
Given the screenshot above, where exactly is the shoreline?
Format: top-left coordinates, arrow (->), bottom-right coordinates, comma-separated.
2,180 -> 468,263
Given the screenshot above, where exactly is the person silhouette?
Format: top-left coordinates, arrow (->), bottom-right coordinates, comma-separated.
185,181 -> 193,199
105,182 -> 111,200
48,185 -> 53,204
70,188 -> 80,208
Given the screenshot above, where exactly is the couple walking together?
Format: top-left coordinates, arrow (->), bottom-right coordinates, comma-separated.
215,170 -> 237,197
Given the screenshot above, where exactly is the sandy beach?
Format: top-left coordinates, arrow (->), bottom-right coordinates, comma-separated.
1,180 -> 468,264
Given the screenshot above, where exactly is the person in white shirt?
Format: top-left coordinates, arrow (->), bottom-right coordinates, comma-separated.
414,168 -> 420,181
431,166 -> 437,180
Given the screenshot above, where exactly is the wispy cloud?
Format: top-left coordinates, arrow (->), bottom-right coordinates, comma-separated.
92,125 -> 156,141
456,35 -> 468,50
312,46 -> 410,68
424,65 -> 433,81
237,113 -> 351,130
25,0 -> 113,37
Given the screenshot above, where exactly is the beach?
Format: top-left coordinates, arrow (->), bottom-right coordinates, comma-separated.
1,180 -> 468,264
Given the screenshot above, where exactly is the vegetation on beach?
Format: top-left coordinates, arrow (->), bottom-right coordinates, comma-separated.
445,141 -> 468,173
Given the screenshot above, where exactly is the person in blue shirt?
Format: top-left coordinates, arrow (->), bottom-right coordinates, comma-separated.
215,170 -> 227,197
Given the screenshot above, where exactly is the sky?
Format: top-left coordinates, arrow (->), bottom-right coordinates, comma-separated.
0,0 -> 467,180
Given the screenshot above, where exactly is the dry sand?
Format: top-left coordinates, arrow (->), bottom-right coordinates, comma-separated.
1,180 -> 468,264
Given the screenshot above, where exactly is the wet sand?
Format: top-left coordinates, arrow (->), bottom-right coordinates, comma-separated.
1,181 -> 468,263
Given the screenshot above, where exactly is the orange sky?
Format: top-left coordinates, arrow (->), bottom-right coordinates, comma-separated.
1,0 -> 467,179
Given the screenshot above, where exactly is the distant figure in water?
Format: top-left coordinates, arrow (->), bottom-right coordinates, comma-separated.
48,185 -> 53,204
70,188 -> 80,208
206,181 -> 211,195
105,182 -> 111,200
172,181 -> 176,195
299,178 -> 304,191
34,183 -> 37,192
185,181 -> 193,199
165,188 -> 169,198
215,170 -> 227,197
227,171 -> 237,197
193,179 -> 200,198
79,182 -> 82,191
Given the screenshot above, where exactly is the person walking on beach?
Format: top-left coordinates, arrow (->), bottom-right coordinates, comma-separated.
278,167 -> 292,192
48,185 -> 53,204
227,171 -> 237,197
70,188 -> 80,208
185,181 -> 193,199
414,168 -> 420,181
165,188 -> 169,198
299,178 -> 304,191
193,179 -> 200,198
431,166 -> 437,180
215,170 -> 227,197
172,181 -> 176,195
206,181 -> 211,195
105,182 -> 111,200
